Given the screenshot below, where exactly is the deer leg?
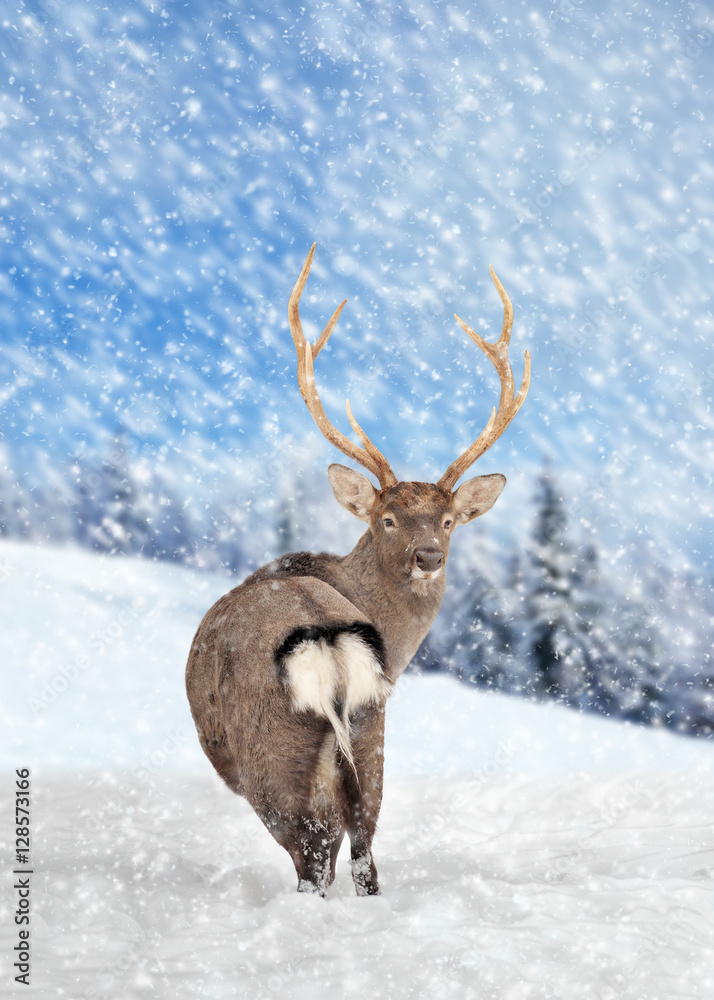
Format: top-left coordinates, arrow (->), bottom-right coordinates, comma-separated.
342,707 -> 385,896
329,828 -> 346,885
292,815 -> 340,896
260,808 -> 341,896
349,834 -> 380,896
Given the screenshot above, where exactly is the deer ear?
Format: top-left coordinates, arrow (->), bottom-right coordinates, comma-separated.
327,464 -> 379,522
452,473 -> 506,524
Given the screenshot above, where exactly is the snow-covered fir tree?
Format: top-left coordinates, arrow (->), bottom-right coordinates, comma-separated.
517,469 -> 593,703
514,467 -> 678,727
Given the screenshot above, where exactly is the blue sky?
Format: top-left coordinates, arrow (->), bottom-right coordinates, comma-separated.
1,0 -> 712,566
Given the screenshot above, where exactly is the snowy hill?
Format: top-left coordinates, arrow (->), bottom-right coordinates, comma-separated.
1,0 -> 713,570
3,541 -> 713,996
5,538 -> 710,771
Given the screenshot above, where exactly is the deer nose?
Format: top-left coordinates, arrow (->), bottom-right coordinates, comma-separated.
415,548 -> 444,573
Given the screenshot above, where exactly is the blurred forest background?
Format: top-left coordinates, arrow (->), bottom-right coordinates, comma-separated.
3,440 -> 711,738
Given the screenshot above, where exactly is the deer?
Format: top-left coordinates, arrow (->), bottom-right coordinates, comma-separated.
185,243 -> 530,897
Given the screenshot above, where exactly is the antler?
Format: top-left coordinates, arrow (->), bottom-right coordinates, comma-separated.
288,243 -> 398,489
437,267 -> 531,492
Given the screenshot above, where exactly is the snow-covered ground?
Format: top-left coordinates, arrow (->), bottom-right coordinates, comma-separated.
2,540 -> 713,997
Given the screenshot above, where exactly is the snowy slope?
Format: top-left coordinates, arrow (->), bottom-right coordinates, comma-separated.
2,541 -> 713,997
1,0 -> 713,567
16,768 -> 712,999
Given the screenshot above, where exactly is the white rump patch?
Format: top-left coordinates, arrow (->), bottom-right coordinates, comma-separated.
282,633 -> 391,774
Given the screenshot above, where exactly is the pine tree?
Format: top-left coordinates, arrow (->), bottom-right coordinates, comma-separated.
452,551 -> 518,691
521,470 -> 587,702
70,433 -> 157,557
519,467 -> 669,723
0,472 -> 33,539
276,493 -> 299,556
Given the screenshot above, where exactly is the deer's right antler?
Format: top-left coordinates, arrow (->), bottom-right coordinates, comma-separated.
437,267 -> 531,492
288,243 -> 398,489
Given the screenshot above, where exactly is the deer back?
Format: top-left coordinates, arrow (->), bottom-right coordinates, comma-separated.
185,572 -> 393,814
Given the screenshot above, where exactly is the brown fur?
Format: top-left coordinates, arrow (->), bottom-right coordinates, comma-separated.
185,466 -> 506,895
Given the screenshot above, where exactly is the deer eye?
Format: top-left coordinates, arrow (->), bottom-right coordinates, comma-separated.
382,516 -> 396,529
443,518 -> 454,530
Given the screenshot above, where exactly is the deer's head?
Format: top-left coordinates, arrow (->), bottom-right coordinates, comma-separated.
288,244 -> 530,589
325,466 -> 505,588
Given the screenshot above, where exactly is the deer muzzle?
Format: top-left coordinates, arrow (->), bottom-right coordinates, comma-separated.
413,547 -> 444,576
